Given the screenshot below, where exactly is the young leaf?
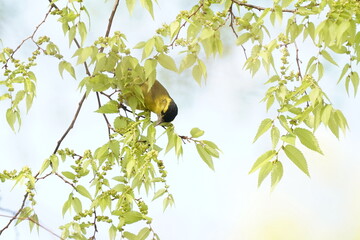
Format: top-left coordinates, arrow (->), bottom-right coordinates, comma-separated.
157,53 -> 178,72
6,108 -> 16,131
196,143 -> 214,170
72,197 -> 83,214
137,227 -> 151,240
294,128 -> 323,154
271,126 -> 280,149
258,161 -> 272,187
95,100 -> 119,114
123,211 -> 143,224
126,0 -> 136,15
283,145 -> 310,176
271,161 -> 283,188
152,188 -> 167,201
190,127 -> 204,138
76,185 -> 92,200
249,150 -> 276,174
253,118 -> 273,143
320,50 -> 338,66
109,225 -> 117,240
78,21 -> 87,46
179,54 -> 197,72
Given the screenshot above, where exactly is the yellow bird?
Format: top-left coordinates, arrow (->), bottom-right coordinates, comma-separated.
141,80 -> 178,125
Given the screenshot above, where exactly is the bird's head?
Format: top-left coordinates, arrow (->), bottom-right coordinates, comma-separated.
156,99 -> 178,125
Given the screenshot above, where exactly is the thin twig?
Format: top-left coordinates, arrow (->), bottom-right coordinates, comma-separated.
96,0 -> 120,138
54,172 -> 76,189
96,92 -> 114,137
3,6 -> 54,69
0,192 -> 29,235
89,210 -> 98,240
228,3 -> 248,59
169,4 -> 203,47
294,41 -> 302,79
231,0 -> 296,13
0,214 -> 63,240
53,93 -> 87,154
35,172 -> 53,180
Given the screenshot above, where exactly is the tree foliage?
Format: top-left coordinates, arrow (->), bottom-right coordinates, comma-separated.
0,0 -> 360,239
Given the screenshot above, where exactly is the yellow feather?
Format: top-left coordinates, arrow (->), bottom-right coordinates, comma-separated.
141,80 -> 172,115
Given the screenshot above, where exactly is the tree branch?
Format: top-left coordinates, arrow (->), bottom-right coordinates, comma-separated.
0,214 -> 63,239
169,4 -> 203,47
53,93 -> 87,154
2,6 -> 53,69
231,0 -> 296,13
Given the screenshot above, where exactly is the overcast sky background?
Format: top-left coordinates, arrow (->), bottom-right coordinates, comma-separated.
1,1 -> 360,239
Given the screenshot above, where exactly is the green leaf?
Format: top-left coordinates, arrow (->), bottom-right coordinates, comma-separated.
144,58 -> 157,79
294,128 -> 323,154
78,21 -> 87,46
126,0 -> 136,14
59,60 -> 76,79
95,100 -> 119,114
202,140 -> 220,151
142,38 -> 155,60
192,64 -> 202,85
39,159 -> 50,175
179,54 -> 197,72
68,25 -> 76,46
13,90 -> 25,106
321,104 -> 333,125
190,127 -> 204,138
62,171 -> 76,180
73,46 -> 95,65
204,144 -> 220,158
137,227 -> 151,240
6,108 -> 16,131
175,135 -> 183,157
50,154 -> 59,172
133,41 -> 146,49
236,32 -> 252,45
29,214 -> 39,233
351,71 -> 359,96
109,225 -> 117,240
271,126 -> 280,149
76,185 -> 92,200
278,115 -> 292,132
0,93 -> 11,101
124,211 -> 143,224
163,194 -> 175,211
157,53 -> 178,72
26,92 -> 35,112
249,150 -> 276,174
320,50 -> 338,66
62,194 -> 72,217
123,232 -> 137,240
258,161 -> 272,187
72,197 -> 82,214
200,28 -> 215,40
253,118 -> 273,143
283,145 -> 310,176
140,0 -> 154,18
337,63 -> 350,83
196,143 -> 214,170
271,161 -> 283,188
152,188 -> 167,201
170,21 -> 180,40
266,95 -> 275,111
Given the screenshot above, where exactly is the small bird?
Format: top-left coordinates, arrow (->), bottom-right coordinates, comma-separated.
141,80 -> 178,125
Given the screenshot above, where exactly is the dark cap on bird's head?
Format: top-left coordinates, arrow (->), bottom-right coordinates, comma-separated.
159,99 -> 178,124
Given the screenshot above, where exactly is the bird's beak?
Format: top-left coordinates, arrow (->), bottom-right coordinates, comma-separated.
155,115 -> 163,126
